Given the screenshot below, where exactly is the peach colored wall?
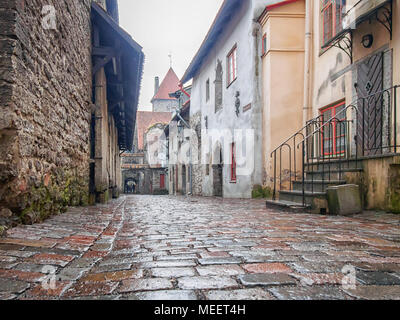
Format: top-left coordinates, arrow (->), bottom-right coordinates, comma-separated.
260,0 -> 305,187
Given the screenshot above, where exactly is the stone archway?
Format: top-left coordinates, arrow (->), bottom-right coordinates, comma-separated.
212,143 -> 223,197
124,178 -> 137,194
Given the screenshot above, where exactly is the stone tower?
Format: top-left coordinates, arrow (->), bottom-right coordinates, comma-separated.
151,68 -> 180,112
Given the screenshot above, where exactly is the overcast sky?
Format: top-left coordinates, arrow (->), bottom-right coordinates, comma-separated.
118,0 -> 224,111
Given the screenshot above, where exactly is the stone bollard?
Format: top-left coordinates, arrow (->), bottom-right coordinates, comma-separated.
326,184 -> 362,216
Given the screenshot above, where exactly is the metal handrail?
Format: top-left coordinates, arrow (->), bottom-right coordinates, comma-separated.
270,85 -> 399,206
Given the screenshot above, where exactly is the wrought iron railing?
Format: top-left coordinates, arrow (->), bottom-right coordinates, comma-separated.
270,85 -> 399,205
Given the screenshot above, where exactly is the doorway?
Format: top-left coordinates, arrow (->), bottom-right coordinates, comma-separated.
357,51 -> 384,155
212,145 -> 223,197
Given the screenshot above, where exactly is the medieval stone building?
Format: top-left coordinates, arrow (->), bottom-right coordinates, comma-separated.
0,0 -> 143,229
120,68 -> 182,194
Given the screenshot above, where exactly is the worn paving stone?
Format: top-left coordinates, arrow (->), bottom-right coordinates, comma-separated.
63,281 -> 119,297
151,267 -> 196,278
205,289 -> 275,300
291,273 -> 344,286
127,290 -> 198,300
141,260 -> 197,268
243,263 -> 293,274
343,285 -> 400,300
0,278 -> 30,294
200,251 -> 231,259
198,257 -> 242,265
0,256 -> 18,263
239,273 -> 297,287
356,271 -> 400,285
0,251 -> 36,258
197,265 -> 245,276
81,269 -> 143,282
91,263 -> 132,274
57,268 -> 90,281
118,278 -> 173,293
23,281 -> 72,298
67,258 -> 98,269
156,254 -> 198,261
269,286 -> 353,300
0,269 -> 47,282
290,262 -> 346,274
178,276 -> 239,290
0,292 -> 17,300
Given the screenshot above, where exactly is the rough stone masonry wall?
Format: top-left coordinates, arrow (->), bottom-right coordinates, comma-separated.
0,0 -> 92,227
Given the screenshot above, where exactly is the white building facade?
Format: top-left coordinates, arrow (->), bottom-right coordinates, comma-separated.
181,0 -> 268,198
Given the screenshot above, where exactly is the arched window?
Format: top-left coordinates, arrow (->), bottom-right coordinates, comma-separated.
215,60 -> 223,112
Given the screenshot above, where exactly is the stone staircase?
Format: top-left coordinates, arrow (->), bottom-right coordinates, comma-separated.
266,158 -> 363,213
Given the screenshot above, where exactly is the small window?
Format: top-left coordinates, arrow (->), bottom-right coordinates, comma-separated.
262,33 -> 267,56
320,101 -> 346,156
230,142 -> 237,182
206,79 -> 210,102
215,60 -> 223,112
206,164 -> 210,176
321,0 -> 346,46
227,45 -> 237,86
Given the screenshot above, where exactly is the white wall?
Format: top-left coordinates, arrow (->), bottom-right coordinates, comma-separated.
189,0 -> 264,198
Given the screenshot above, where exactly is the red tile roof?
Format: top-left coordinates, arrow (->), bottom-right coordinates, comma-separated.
152,68 -> 180,101
136,111 -> 172,150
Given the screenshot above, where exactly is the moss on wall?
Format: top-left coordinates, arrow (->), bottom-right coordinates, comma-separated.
18,169 -> 89,225
389,164 -> 400,214
252,185 -> 272,199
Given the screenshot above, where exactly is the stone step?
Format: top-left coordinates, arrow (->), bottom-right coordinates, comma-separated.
266,199 -> 311,213
279,190 -> 326,206
292,180 -> 346,192
304,158 -> 363,172
305,168 -> 363,180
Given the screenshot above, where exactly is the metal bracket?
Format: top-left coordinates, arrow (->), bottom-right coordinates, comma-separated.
375,3 -> 392,40
330,32 -> 353,64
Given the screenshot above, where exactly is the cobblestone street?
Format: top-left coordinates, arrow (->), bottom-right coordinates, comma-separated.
0,195 -> 400,300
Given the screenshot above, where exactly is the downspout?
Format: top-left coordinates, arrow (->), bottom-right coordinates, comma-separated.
178,83 -> 193,195
303,0 -> 313,125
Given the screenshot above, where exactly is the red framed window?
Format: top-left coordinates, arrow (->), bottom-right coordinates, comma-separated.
262,33 -> 267,56
321,0 -> 346,46
320,101 -> 346,156
160,174 -> 165,189
230,142 -> 237,182
227,45 -> 237,86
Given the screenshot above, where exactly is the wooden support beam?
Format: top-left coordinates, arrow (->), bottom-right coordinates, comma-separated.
92,46 -> 117,56
92,54 -> 114,76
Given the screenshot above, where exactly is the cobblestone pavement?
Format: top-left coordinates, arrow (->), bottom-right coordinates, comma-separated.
0,195 -> 400,300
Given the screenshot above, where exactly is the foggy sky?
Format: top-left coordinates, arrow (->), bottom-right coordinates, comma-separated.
118,0 -> 224,111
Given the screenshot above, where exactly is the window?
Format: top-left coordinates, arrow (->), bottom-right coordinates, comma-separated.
230,142 -> 237,182
320,101 -> 346,156
206,79 -> 210,102
262,33 -> 267,56
227,45 -> 237,86
321,0 -> 346,46
215,60 -> 223,112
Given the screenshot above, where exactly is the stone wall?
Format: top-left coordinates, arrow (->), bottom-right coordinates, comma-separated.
0,0 -> 92,226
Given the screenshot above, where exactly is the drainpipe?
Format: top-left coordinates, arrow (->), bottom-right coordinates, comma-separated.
178,83 -> 193,195
303,0 -> 313,125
